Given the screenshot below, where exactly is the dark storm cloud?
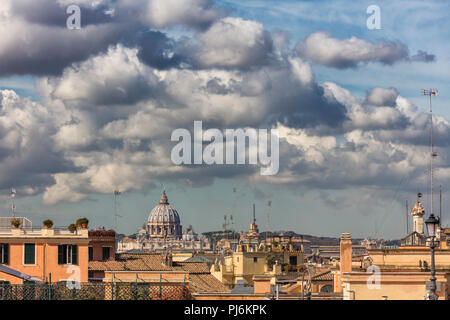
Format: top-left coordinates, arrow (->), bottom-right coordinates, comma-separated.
0,0 -> 222,76
0,22 -> 139,76
270,84 -> 349,130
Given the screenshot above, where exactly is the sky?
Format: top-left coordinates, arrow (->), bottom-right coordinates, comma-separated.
0,0 -> 449,239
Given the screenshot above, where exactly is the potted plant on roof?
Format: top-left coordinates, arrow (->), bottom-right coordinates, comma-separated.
10,218 -> 21,229
43,219 -> 54,229
76,217 -> 89,229
68,224 -> 77,233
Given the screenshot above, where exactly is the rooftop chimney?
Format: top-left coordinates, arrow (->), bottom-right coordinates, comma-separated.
340,233 -> 352,274
335,233 -> 352,293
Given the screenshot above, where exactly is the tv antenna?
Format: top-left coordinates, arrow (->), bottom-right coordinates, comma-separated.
422,89 -> 439,218
231,187 -> 237,235
113,189 -> 122,231
230,214 -> 234,238
222,215 -> 229,239
266,200 -> 271,234
405,199 -> 409,235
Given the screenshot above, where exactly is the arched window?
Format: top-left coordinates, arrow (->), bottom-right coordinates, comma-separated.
320,285 -> 333,293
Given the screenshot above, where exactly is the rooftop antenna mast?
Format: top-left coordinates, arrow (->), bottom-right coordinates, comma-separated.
422,88 -> 439,219
223,215 -> 228,239
230,214 -> 234,239
113,189 -> 122,231
266,200 -> 271,234
406,199 -> 409,235
440,185 -> 442,227
10,188 -> 16,218
231,187 -> 237,239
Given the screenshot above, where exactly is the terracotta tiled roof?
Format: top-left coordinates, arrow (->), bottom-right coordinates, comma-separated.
88,253 -> 228,293
174,262 -> 211,274
188,274 -> 228,293
89,253 -> 174,271
88,260 -> 125,271
311,270 -> 333,281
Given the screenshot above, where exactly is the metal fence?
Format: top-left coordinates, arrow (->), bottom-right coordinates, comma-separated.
0,282 -> 191,300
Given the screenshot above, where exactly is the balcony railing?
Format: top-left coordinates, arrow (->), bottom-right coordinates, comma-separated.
0,226 -> 84,236
0,282 -> 191,300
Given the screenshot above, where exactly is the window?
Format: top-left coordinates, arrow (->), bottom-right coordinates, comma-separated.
102,247 -> 110,261
0,244 -> 9,264
24,244 -> 35,265
320,285 -> 333,293
88,247 -> 93,261
58,245 -> 78,265
253,257 -> 258,263
289,256 -> 297,265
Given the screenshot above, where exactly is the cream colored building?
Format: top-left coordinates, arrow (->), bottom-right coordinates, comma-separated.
341,271 -> 448,300
337,226 -> 450,300
211,241 -> 304,289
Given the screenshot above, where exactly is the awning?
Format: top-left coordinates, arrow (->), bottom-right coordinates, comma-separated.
0,264 -> 44,283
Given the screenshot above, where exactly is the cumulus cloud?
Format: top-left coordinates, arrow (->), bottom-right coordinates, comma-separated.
143,0 -> 219,29
0,1 -> 448,208
26,42 -> 351,203
295,31 -> 435,69
190,17 -> 275,69
365,87 -> 399,106
33,40 -> 450,204
46,45 -> 160,106
0,90 -> 78,196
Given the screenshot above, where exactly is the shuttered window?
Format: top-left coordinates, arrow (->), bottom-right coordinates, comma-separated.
0,244 -> 9,264
58,245 -> 78,265
102,247 -> 110,261
88,247 -> 93,261
72,245 -> 78,265
24,244 -> 35,265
